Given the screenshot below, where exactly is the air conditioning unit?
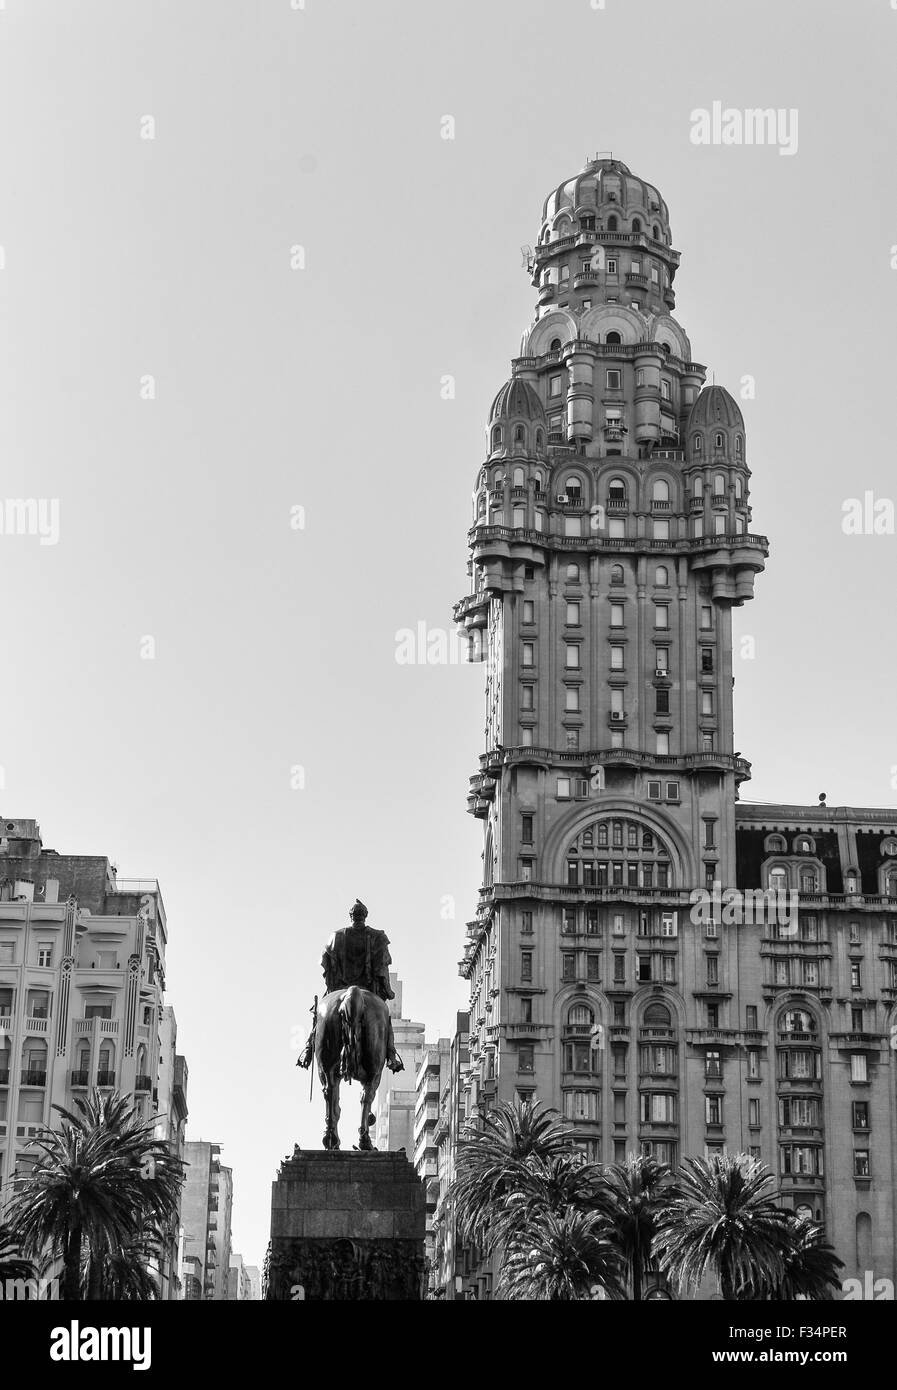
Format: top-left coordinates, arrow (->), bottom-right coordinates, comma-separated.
556,493 -> 569,504
610,711 -> 624,722
654,668 -> 667,678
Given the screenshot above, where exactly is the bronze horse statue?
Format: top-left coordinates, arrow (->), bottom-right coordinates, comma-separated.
314,985 -> 391,1150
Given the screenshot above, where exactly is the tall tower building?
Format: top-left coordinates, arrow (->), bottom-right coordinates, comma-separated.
452,156 -> 897,1293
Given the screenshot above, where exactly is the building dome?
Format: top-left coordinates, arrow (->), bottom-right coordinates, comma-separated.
489,377 -> 547,426
687,384 -> 744,433
539,155 -> 670,240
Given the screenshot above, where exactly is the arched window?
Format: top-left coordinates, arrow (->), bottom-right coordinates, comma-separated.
534,471 -> 543,489
654,564 -> 669,587
512,466 -> 525,486
652,478 -> 670,503
535,431 -> 544,452
608,477 -> 627,504
765,834 -> 786,853
610,564 -> 624,585
886,870 -> 897,898
769,866 -> 788,892
713,473 -> 726,496
715,432 -> 724,448
607,214 -> 618,231
781,1009 -> 816,1034
693,474 -> 703,497
800,869 -> 817,893
632,218 -> 642,234
514,425 -> 525,445
795,836 -> 814,854
491,426 -> 502,450
652,224 -> 659,239
550,338 -> 562,351
566,474 -> 583,502
660,341 -> 671,353
476,494 -> 486,518
693,434 -> 702,454
493,470 -> 503,488
643,1002 -> 671,1027
567,1003 -> 594,1030
735,435 -> 743,457
734,476 -> 743,499
566,563 -> 580,582
606,331 -> 622,345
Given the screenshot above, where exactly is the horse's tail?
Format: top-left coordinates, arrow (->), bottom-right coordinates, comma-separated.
337,986 -> 362,1082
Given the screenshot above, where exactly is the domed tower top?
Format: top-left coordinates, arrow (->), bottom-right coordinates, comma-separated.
487,376 -> 547,460
687,384 -> 746,464
537,154 -> 672,245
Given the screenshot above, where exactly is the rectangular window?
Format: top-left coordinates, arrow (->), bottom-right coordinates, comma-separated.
613,954 -> 625,983
665,781 -> 680,801
700,605 -> 713,630
854,1150 -> 870,1178
557,777 -> 572,798
522,643 -> 536,669
701,647 -> 714,672
587,955 -> 600,982
701,691 -> 714,717
746,1005 -> 758,1030
656,733 -> 670,756
565,643 -> 580,669
521,684 -> 534,711
565,686 -> 580,712
610,644 -> 624,670
705,1095 -> 722,1126
706,956 -> 719,985
703,819 -> 717,849
521,815 -> 534,844
562,953 -> 576,982
660,912 -> 677,938
606,369 -> 621,390
522,599 -> 535,624
653,603 -> 669,629
606,257 -> 617,274
549,375 -> 563,398
705,1051 -> 722,1079
636,956 -> 651,983
566,601 -> 580,626
852,1101 -> 869,1129
519,859 -> 533,882
518,1045 -> 535,1073
610,603 -> 624,628
748,1098 -> 760,1127
521,726 -> 534,747
647,780 -> 661,800
655,688 -> 670,715
0,943 -> 14,964
851,1054 -> 867,1083
521,952 -> 533,983
655,647 -> 669,674
521,911 -> 533,935
851,963 -> 861,989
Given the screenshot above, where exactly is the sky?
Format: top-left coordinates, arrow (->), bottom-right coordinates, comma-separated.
1,0 -> 896,1269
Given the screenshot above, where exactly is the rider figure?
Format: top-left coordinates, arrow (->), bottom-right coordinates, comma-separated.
297,899 -> 404,1073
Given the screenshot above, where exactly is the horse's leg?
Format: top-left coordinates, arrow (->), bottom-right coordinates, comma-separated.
357,1075 -> 379,1151
322,1066 -> 341,1151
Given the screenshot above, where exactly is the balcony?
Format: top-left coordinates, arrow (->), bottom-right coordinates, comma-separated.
625,271 -> 648,288
24,1016 -> 49,1033
135,1074 -> 152,1092
21,1069 -> 47,1086
96,1069 -> 116,1088
70,1070 -> 89,1087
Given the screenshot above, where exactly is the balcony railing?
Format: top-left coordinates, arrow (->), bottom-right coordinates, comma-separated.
135,1074 -> 152,1092
70,1070 -> 89,1087
96,1070 -> 116,1087
21,1069 -> 47,1086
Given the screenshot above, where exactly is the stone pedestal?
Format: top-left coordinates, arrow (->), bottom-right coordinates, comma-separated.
265,1150 -> 427,1300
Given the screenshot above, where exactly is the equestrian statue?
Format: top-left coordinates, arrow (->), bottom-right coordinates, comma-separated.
297,899 -> 404,1150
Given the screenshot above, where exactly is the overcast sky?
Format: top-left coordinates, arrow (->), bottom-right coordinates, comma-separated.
2,0 -> 896,1270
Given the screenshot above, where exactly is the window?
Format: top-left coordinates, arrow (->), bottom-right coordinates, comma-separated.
521,727 -> 534,747
706,956 -> 719,985
606,255 -> 617,272
701,647 -> 713,673
641,1092 -> 676,1124
521,911 -> 533,935
587,954 -> 600,982
565,686 -> 580,712
656,733 -> 670,756
0,943 -> 14,964
84,1004 -> 113,1020
610,644 -> 624,671
609,564 -> 624,585
521,814 -> 534,844
521,684 -> 534,711
746,1005 -> 758,1030
610,603 -> 624,628
655,647 -> 669,674
566,563 -> 580,582
521,952 -> 533,982
700,605 -> 712,629
850,963 -> 861,990
566,602 -> 580,626
518,1045 -> 535,1073
705,1051 -> 722,1079
703,819 -> 717,850
613,954 -> 625,983
747,1050 -> 760,1079
850,1054 -> 867,1083
748,1098 -> 760,1127
852,1101 -> 869,1130
854,1151 -> 870,1178
606,370 -> 621,390
653,603 -> 669,629
636,956 -> 652,983
654,564 -> 669,586
557,777 -> 571,799
565,644 -> 581,670
705,1095 -> 722,1126
655,688 -> 670,715
522,599 -> 535,624
701,692 -> 714,717
562,953 -> 576,982
522,642 -> 535,667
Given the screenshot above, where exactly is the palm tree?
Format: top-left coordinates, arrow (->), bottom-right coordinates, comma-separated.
5,1089 -> 184,1300
750,1214 -> 844,1301
601,1153 -> 671,1301
450,1099 -> 575,1258
654,1153 -> 791,1300
500,1208 -> 623,1301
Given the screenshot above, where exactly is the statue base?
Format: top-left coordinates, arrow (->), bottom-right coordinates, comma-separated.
265,1150 -> 427,1300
